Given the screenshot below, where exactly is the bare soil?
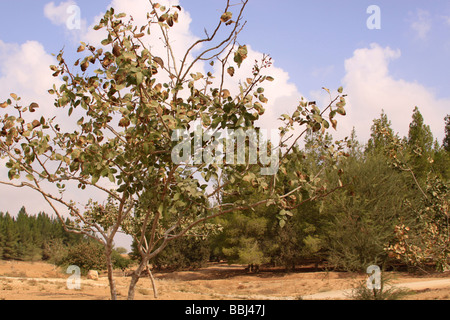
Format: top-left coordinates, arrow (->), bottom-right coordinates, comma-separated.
0,260 -> 449,300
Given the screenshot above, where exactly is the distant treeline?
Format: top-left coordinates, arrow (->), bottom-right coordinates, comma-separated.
0,207 -> 83,261
0,207 -> 132,274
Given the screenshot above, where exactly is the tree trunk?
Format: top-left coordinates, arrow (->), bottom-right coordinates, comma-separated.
105,243 -> 118,300
127,258 -> 148,300
146,264 -> 158,299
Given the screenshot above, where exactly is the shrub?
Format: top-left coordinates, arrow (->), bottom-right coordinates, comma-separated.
150,237 -> 210,270
112,250 -> 133,272
63,241 -> 107,275
349,274 -> 411,300
42,239 -> 69,265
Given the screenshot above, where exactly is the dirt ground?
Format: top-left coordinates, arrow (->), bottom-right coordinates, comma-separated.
0,260 -> 449,300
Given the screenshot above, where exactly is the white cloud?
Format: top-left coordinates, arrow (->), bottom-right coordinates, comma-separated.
0,1 -> 303,249
82,0 -> 304,134
44,1 -> 76,26
0,40 -> 69,216
410,9 -> 432,40
0,40 -> 109,219
44,1 -> 88,42
0,40 -> 62,118
211,45 -> 303,131
340,43 -> 449,144
83,0 -> 200,65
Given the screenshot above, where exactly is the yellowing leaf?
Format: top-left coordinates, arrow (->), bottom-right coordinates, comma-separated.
113,43 -> 121,57
227,66 -> 235,77
221,89 -> 231,98
220,12 -> 232,23
331,119 -> 338,130
153,56 -> 164,69
29,102 -> 39,112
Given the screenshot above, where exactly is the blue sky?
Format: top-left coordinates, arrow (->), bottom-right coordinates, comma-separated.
0,0 -> 449,248
183,0 -> 450,99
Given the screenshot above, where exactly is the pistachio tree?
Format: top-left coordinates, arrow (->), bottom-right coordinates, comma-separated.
0,0 -> 347,300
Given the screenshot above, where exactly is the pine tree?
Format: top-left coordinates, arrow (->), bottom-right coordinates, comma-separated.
366,110 -> 396,154
1,212 -> 19,260
348,127 -> 363,158
432,116 -> 450,180
323,153 -> 414,271
0,212 -> 4,258
443,115 -> 450,152
407,107 -> 434,177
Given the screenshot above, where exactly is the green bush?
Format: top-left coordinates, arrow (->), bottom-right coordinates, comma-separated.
150,237 -> 210,270
112,250 -> 133,271
62,241 -> 107,275
42,238 -> 69,265
323,154 -> 412,271
349,274 -> 411,300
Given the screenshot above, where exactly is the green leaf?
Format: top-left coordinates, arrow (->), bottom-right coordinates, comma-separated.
211,116 -> 221,129
201,113 -> 211,127
135,72 -> 144,86
280,209 -> 293,217
313,114 -> 323,123
234,45 -> 248,68
190,72 -> 204,81
337,107 -> 346,116
101,38 -> 112,46
91,175 -> 100,185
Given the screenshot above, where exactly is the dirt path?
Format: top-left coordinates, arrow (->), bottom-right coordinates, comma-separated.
302,278 -> 450,300
1,275 -> 449,300
0,275 -> 109,287
1,261 -> 449,300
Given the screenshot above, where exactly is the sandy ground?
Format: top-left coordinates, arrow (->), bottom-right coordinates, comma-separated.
0,260 -> 449,300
